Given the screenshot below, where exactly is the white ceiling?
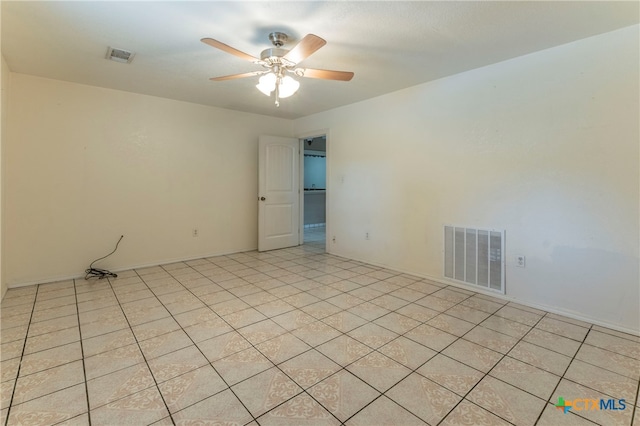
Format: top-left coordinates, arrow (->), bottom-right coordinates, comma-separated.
2,1 -> 638,119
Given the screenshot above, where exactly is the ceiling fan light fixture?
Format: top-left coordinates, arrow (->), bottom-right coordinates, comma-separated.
256,73 -> 277,96
278,76 -> 300,98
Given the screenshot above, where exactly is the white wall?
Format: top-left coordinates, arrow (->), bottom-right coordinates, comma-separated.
5,74 -> 292,285
295,25 -> 640,332
0,55 -> 8,300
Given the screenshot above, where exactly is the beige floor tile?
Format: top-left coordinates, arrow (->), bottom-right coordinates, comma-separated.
387,373 -> 461,424
242,290 -> 279,306
158,364 -> 228,413
509,341 -> 572,376
19,341 -> 82,376
460,296 -> 505,314
415,295 -> 458,312
346,395 -> 426,425
564,359 -> 638,402
172,388 -> 253,425
272,310 -> 316,331
347,323 -> 398,349
441,399 -> 511,426
148,344 -> 208,383
346,351 -> 411,392
231,366 -> 303,418
575,343 -> 640,380
535,317 -> 589,342
212,346 -> 275,386
255,332 -> 313,365
480,315 -> 532,338
308,369 -> 380,422
13,360 -> 84,405
584,330 -> 640,360
316,335 -> 372,367
27,313 -> 78,338
523,328 -> 581,357
31,304 -> 77,324
255,299 -> 297,317
431,288 -> 471,303
373,312 -> 420,334
301,301 -> 343,320
90,386 -> 170,425
489,356 -> 560,400
417,354 -> 484,396
348,302 -> 390,321
445,304 -> 492,324
237,319 -> 287,345
424,314 -> 472,338
442,339 -> 503,373
76,296 -> 119,313
326,293 -> 363,310
468,375 -> 546,425
394,303 -> 438,323
463,326 -> 519,354
494,305 -> 543,326
34,295 -> 76,312
1,380 -> 14,409
1,302 -> 34,319
1,358 -> 20,383
292,320 -> 342,347
257,391 -> 341,425
81,328 -> 137,358
24,326 -> 80,355
405,324 -> 458,352
385,336 -> 437,368
139,329 -> 193,360
131,316 -> 181,341
7,383 -> 87,425
0,324 -> 29,344
56,412 -> 90,425
87,363 -> 154,409
196,331 -> 251,362
1,339 -> 25,362
220,307 -> 268,328
387,287 -> 427,303
591,326 -> 640,343
181,312 -> 233,343
280,349 -> 341,390
321,311 -> 367,333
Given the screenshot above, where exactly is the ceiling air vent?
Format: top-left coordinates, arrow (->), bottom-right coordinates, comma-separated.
106,47 -> 135,63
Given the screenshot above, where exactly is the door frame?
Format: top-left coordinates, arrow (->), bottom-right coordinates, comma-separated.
296,129 -> 330,249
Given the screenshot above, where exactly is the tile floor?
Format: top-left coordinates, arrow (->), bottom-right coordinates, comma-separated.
1,231 -> 639,425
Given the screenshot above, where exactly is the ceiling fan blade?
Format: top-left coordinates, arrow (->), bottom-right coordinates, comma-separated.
283,34 -> 326,64
299,68 -> 354,81
201,37 -> 260,62
210,71 -> 266,81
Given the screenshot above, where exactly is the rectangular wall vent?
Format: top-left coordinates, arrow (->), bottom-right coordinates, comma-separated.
444,225 -> 504,293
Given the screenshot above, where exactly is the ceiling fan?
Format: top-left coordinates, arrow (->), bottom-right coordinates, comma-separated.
201,32 -> 354,107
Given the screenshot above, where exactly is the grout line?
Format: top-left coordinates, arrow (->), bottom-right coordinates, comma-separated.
3,284 -> 40,426
73,279 -> 92,426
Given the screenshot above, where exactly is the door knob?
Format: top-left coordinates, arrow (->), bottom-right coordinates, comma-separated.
260,197 -> 266,201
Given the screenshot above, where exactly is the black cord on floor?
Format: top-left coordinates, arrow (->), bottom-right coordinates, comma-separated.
85,235 -> 123,280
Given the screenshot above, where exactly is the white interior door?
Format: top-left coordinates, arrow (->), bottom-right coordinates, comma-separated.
258,135 -> 300,251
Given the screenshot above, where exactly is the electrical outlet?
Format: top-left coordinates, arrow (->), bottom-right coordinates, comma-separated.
516,255 -> 525,268
192,229 -> 199,237
365,232 -> 370,240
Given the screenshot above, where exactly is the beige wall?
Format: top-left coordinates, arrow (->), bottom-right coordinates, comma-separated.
295,25 -> 640,332
5,74 -> 292,285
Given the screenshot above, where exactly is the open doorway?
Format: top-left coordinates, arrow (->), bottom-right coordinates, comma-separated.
302,135 -> 326,251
